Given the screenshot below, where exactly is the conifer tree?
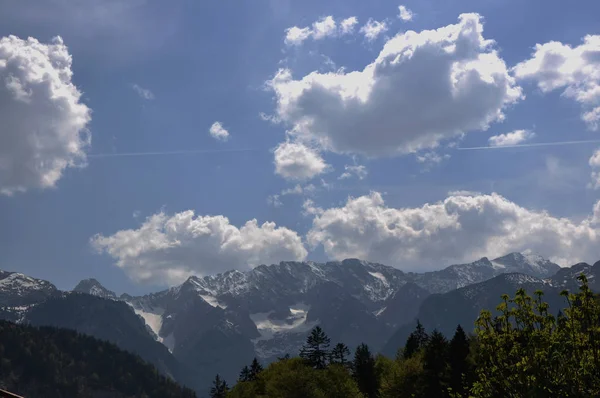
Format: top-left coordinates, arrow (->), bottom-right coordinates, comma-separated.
238,365 -> 250,382
249,358 -> 263,381
353,343 -> 379,398
299,326 -> 331,369
449,324 -> 471,396
423,329 -> 450,398
209,374 -> 228,398
403,320 -> 429,359
330,342 -> 351,366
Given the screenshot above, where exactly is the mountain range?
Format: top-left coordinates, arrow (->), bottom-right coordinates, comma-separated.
0,251 -> 596,394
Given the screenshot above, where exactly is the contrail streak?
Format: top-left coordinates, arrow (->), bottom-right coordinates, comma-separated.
87,148 -> 260,158
457,139 -> 600,150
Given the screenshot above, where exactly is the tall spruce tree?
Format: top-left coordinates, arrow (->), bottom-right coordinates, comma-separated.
238,365 -> 250,382
403,320 -> 429,359
449,325 -> 471,396
331,342 -> 351,366
423,329 -> 450,398
209,374 -> 229,398
353,343 -> 379,398
249,358 -> 263,381
299,326 -> 331,369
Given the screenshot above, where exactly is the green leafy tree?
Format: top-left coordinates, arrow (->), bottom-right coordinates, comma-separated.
300,326 -> 331,369
471,276 -> 600,397
210,374 -> 228,398
330,342 -> 351,366
353,343 -> 379,398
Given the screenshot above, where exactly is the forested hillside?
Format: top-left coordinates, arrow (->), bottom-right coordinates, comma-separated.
0,321 -> 196,398
217,275 -> 600,397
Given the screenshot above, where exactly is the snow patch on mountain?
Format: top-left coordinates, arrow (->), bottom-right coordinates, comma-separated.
250,303 -> 315,341
199,294 -> 227,309
126,302 -> 164,342
369,272 -> 388,285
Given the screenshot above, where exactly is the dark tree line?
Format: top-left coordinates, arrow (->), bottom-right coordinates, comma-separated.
0,320 -> 196,398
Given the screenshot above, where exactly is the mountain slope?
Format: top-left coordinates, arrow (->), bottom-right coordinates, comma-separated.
382,273 -> 565,357
0,320 -> 196,398
73,278 -> 117,299
24,293 -> 196,390
0,270 -> 58,307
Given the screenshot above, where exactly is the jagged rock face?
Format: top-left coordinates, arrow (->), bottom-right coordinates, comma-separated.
0,271 -> 58,307
73,278 -> 117,299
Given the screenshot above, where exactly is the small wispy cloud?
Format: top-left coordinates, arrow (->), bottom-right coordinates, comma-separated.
209,121 -> 230,141
488,130 -> 535,147
285,15 -> 358,46
360,18 -> 388,41
338,164 -> 368,180
398,5 -> 414,21
132,84 -> 154,100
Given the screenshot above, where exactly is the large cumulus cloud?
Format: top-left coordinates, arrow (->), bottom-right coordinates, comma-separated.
91,211 -> 308,285
513,35 -> 600,129
269,13 -> 522,157
0,35 -> 91,195
307,192 -> 600,270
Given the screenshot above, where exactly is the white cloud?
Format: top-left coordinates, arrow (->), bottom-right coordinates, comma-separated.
416,152 -> 450,165
92,211 -> 308,285
269,14 -> 522,157
488,129 -> 535,147
285,26 -> 312,46
360,18 -> 388,41
273,141 -> 329,181
513,35 -> 600,129
340,17 -> 359,35
339,164 -> 368,180
209,121 -> 230,141
285,15 -> 358,46
588,148 -> 600,189
307,192 -> 600,271
398,5 -> 414,22
312,16 -> 337,40
302,199 -> 323,217
0,35 -> 91,195
281,183 -> 316,196
132,84 -> 154,100
267,194 -> 283,207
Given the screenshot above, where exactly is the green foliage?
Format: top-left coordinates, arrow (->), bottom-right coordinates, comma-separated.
471,276 -> 600,397
299,326 -> 331,369
0,320 -> 196,397
227,358 -> 361,398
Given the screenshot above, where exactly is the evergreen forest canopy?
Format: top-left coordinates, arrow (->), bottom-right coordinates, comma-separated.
211,275 -> 600,398
0,321 -> 196,398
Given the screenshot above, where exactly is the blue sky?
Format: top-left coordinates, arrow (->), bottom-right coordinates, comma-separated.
0,0 -> 599,295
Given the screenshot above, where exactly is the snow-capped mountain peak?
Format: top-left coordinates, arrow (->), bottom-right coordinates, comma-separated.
0,270 -> 58,306
73,278 -> 116,299
491,252 -> 560,278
